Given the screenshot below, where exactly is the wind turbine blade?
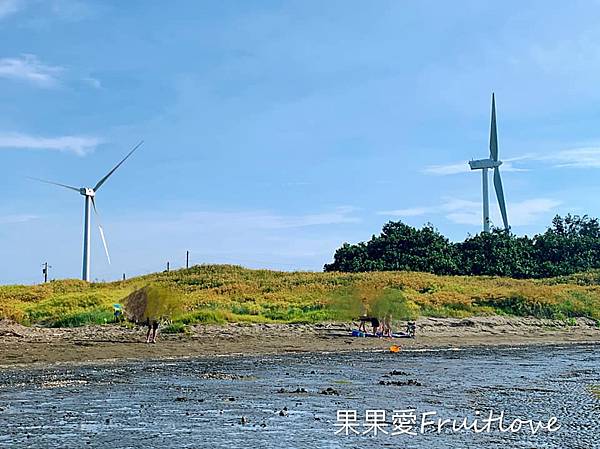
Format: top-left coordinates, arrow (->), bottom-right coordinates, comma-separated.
28,177 -> 80,192
493,167 -> 509,230
93,140 -> 143,192
91,197 -> 111,264
98,226 -> 111,265
489,93 -> 498,161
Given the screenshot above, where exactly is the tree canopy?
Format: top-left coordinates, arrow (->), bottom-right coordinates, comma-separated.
324,214 -> 600,278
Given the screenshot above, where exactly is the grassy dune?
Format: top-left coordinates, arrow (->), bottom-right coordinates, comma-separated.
1,265 -> 600,329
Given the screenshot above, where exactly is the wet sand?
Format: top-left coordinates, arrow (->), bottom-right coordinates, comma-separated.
0,345 -> 598,448
1,316 -> 599,367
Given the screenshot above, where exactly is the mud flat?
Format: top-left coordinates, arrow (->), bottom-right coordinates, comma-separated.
0,344 -> 598,448
0,316 -> 599,367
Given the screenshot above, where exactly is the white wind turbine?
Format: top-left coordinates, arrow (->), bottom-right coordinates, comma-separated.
31,141 -> 143,281
468,94 -> 509,232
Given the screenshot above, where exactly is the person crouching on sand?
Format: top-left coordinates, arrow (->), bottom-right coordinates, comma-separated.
382,314 -> 392,337
370,316 -> 381,335
146,318 -> 159,344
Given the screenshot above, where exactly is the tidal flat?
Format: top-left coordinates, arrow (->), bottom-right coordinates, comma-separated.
1,344 -> 599,448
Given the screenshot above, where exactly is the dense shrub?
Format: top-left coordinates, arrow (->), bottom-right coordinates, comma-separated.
325,214 -> 600,279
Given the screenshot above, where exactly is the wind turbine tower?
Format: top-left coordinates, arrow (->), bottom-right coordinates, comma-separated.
32,141 -> 143,281
468,94 -> 509,233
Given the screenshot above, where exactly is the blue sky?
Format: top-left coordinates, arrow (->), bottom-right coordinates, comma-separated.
2,0 -> 600,284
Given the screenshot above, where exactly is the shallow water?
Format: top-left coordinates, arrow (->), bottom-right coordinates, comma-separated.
0,344 -> 598,448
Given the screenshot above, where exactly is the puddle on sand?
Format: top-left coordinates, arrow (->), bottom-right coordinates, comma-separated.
0,345 -> 598,448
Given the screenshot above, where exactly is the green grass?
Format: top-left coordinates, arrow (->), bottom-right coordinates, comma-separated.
47,310 -> 115,328
161,322 -> 189,334
1,264 -> 599,327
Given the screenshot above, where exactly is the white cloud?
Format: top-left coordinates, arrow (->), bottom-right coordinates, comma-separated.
543,147 -> 600,168
499,162 -> 530,172
50,0 -> 96,21
442,198 -> 484,226
424,159 -> 529,176
377,207 -> 429,217
441,197 -> 561,227
423,162 -> 467,175
1,0 -> 96,21
379,197 -> 561,228
527,30 -> 600,77
508,198 -> 563,226
0,132 -> 101,155
512,147 -> 600,169
0,0 -> 22,19
0,55 -> 102,89
0,54 -> 63,87
82,76 -> 101,89
102,207 -> 360,273
0,214 -> 38,224
425,146 -> 600,176
181,207 -> 360,230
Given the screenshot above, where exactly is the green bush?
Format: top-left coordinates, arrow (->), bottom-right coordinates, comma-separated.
325,214 -> 600,279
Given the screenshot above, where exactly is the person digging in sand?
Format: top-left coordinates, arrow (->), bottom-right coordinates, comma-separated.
370,316 -> 381,335
382,314 -> 392,337
124,286 -> 179,344
357,301 -> 371,333
146,318 -> 159,344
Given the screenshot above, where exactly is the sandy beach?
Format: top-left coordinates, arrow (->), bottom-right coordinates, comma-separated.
1,316 -> 598,367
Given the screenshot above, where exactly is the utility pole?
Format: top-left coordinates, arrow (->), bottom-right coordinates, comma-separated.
186,250 -> 189,269
42,262 -> 51,283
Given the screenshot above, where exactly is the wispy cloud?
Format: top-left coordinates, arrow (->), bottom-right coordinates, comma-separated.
507,198 -> 563,226
49,0 -> 96,22
508,147 -> 600,170
0,0 -> 96,22
379,197 -> 561,227
423,162 -> 467,175
180,206 -> 360,230
0,54 -> 63,87
0,214 -> 38,225
424,146 -> 600,176
527,30 -> 600,77
443,197 -> 562,227
441,198 -> 481,226
82,76 -> 101,89
424,159 -> 529,176
0,132 -> 101,155
0,0 -> 23,19
542,147 -> 600,168
377,207 -> 429,217
99,208 -> 359,274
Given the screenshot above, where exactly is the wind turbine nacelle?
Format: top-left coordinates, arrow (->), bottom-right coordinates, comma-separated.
469,158 -> 502,170
80,187 -> 95,196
